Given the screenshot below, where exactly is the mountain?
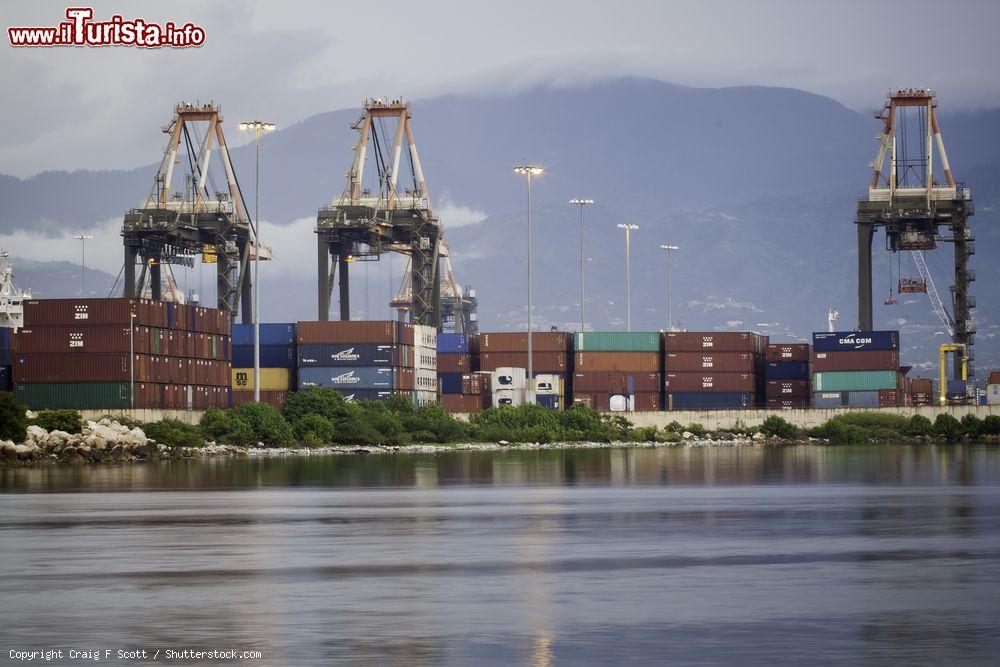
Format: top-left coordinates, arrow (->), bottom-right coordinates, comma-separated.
2,78 -> 998,374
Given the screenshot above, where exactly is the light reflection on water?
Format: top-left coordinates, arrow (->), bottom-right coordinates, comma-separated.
1,444 -> 999,665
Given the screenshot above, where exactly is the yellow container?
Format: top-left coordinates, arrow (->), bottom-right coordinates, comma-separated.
232,368 -> 293,391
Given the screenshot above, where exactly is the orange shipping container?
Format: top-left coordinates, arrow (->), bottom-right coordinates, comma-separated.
573,352 -> 659,373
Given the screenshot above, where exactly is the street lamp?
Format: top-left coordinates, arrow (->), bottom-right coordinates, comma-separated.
239,120 -> 275,403
514,165 -> 543,400
617,224 -> 639,331
74,234 -> 93,296
659,244 -> 679,331
569,198 -> 593,333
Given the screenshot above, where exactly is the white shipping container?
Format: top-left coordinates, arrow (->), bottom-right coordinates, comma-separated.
413,324 -> 437,350
535,374 -> 563,396
492,388 -> 527,408
414,347 -> 437,371
988,384 -> 1000,405
415,367 -> 437,392
492,367 -> 527,391
609,394 -> 633,412
414,389 -> 437,407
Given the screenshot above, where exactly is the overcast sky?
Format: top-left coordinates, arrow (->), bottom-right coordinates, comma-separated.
3,0 -> 999,177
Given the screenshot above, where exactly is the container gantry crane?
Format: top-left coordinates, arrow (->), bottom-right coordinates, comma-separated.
391,240 -> 478,334
856,88 -> 975,381
316,99 -> 442,328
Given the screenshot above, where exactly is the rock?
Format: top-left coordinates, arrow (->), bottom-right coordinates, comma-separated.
682,431 -> 694,440
498,440 -> 509,446
752,432 -> 766,441
90,425 -> 121,442
25,410 -> 38,420
128,427 -> 147,444
99,417 -> 111,426
26,425 -> 48,442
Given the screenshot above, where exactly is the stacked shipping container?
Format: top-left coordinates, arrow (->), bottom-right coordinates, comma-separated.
437,332 -> 486,411
573,332 -> 661,411
479,331 -> 572,409
764,343 -> 810,409
0,328 -> 12,392
13,298 -> 231,410
296,320 -> 417,403
231,323 -> 296,409
811,331 -> 901,408
663,332 -> 766,410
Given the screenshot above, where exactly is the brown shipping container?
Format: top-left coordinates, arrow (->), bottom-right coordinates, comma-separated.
664,372 -> 757,393
633,392 -> 662,411
765,398 -> 810,410
440,394 -> 489,413
910,378 -> 933,394
764,380 -> 810,399
664,331 -> 767,354
477,332 -> 572,353
14,354 -> 228,386
296,321 -> 411,345
573,352 -> 660,373
572,372 -> 661,393
664,352 -> 757,372
479,352 -> 569,372
232,390 -> 288,410
397,367 -> 415,391
879,389 -> 901,408
572,393 -> 609,411
766,343 -> 810,362
811,350 -> 899,372
461,372 -> 492,395
437,353 -> 472,373
988,371 -> 1000,385
15,325 -> 134,354
23,298 -> 168,327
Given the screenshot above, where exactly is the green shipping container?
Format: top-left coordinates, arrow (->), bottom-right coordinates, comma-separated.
574,332 -> 661,352
812,370 -> 898,392
14,382 -> 130,410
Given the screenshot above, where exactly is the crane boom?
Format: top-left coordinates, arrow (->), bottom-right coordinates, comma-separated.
912,250 -> 954,336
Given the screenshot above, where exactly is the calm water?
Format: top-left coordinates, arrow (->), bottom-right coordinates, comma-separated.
3,444 -> 1000,665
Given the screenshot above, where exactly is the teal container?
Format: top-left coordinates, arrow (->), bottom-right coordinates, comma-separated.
14,382 -> 131,410
574,332 -> 661,352
812,370 -> 897,392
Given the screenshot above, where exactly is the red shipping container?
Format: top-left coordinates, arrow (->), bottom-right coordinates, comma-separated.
572,393 -> 609,411
397,367 -> 415,391
664,331 -> 767,354
811,350 -> 899,372
633,392 -> 662,411
573,352 -> 660,373
663,372 -> 757,392
437,354 -> 472,373
764,380 -> 810,399
766,343 -> 810,362
296,321 -> 410,345
232,390 -> 288,410
14,325 -> 135,354
572,372 -> 661,393
440,394 -> 489,413
878,389 -> 901,408
664,352 -> 757,372
477,331 -> 572,353
479,352 -> 569,372
461,372 -> 492,395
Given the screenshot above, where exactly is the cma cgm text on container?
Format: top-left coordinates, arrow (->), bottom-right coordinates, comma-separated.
812,331 -> 898,352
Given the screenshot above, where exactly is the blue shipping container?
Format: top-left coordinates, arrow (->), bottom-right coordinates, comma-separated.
232,323 -> 296,347
0,366 -> 10,391
439,372 -> 463,394
297,343 -> 403,367
764,361 -> 810,380
947,380 -> 967,396
0,328 -> 11,348
298,366 -> 396,390
436,333 -> 469,354
0,348 -> 13,366
233,344 -> 296,368
666,392 -> 754,411
812,392 -> 846,408
334,389 -> 408,403
536,394 -> 561,410
844,390 -> 880,408
812,330 -> 898,352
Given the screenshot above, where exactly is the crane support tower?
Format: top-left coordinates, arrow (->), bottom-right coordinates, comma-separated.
316,99 -> 442,328
856,89 -> 975,379
391,241 -> 478,334
122,102 -> 264,321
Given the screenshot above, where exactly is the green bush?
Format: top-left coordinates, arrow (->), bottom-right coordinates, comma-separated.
402,404 -> 469,443
960,414 -> 983,438
828,411 -> 909,432
903,414 -> 934,437
282,387 -> 359,426
231,403 -> 294,447
0,393 -> 28,443
981,415 -> 1000,436
292,414 -> 335,445
812,419 -> 867,445
685,423 -> 706,437
760,415 -> 797,439
934,413 -> 963,441
143,419 -> 203,447
558,404 -> 626,442
658,430 -> 683,443
629,425 -> 659,442
200,407 -> 241,442
470,404 -> 566,443
30,409 -> 83,434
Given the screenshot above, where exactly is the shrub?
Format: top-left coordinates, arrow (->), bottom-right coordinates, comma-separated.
829,411 -> 908,432
960,414 -> 983,438
0,393 -> 28,443
630,425 -> 659,442
903,414 -> 934,437
665,420 -> 685,433
658,430 -> 683,443
813,419 -> 867,445
470,404 -> 565,443
292,414 -> 335,445
685,423 -> 706,437
402,404 -> 469,443
934,413 -> 963,441
200,408 -> 240,442
558,405 -> 624,442
981,415 -> 1000,436
230,403 -> 294,447
335,416 -> 391,445
143,419 -> 203,447
30,409 -> 83,434
760,415 -> 797,439
282,387 -> 359,426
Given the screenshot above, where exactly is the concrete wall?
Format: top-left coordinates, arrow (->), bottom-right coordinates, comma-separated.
80,409 -> 204,426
